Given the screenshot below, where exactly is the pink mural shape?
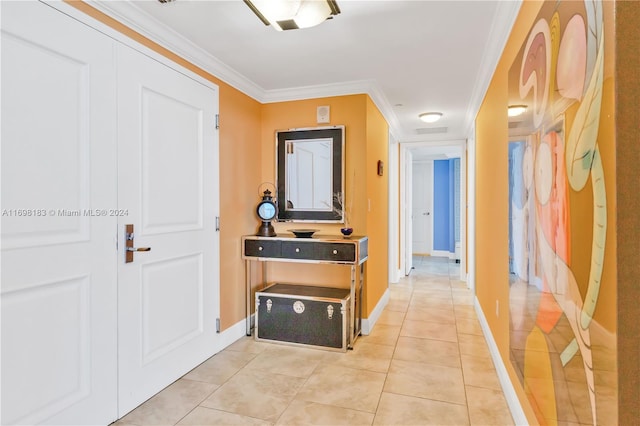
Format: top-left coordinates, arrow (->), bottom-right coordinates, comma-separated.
519,19 -> 551,128
535,131 -> 570,334
557,14 -> 587,100
537,131 -> 571,266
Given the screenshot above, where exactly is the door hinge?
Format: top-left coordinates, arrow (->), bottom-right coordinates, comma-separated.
216,318 -> 221,333
215,216 -> 220,231
215,114 -> 219,129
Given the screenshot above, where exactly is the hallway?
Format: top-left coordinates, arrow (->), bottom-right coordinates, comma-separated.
115,256 -> 514,425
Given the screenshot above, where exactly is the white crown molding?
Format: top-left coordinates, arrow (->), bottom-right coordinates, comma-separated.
86,0 -> 265,101
278,81 -> 402,141
84,0 -> 404,138
463,0 -> 523,138
263,79 -> 401,138
261,79 -> 375,103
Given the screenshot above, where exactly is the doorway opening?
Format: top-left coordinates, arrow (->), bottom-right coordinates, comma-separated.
399,142 -> 466,282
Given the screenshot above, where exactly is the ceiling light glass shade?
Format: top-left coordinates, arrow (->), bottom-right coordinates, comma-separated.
244,0 -> 340,31
418,112 -> 443,123
507,104 -> 527,117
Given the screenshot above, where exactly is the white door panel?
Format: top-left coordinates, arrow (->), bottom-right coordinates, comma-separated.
412,161 -> 433,254
116,45 -> 220,417
141,88 -> 203,233
1,2 -> 118,424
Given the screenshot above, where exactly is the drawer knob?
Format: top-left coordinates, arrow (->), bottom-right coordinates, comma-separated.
295,248 -> 300,253
258,246 -> 263,251
332,249 -> 338,255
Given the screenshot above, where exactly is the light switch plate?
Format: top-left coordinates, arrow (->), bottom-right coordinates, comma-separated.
317,105 -> 330,123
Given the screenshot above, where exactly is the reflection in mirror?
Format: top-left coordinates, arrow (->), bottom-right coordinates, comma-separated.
506,2 -> 616,424
285,138 -> 332,211
276,126 -> 344,222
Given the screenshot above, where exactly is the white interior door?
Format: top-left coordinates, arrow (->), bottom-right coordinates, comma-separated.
116,45 -> 220,416
412,161 -> 433,255
1,2 -> 118,424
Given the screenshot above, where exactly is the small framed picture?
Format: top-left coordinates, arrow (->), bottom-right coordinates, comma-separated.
377,160 -> 384,176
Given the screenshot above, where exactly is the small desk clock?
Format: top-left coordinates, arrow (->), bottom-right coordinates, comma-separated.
256,189 -> 277,237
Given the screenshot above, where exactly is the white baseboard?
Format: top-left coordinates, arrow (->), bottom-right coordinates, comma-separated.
390,267 -> 402,284
216,317 -> 253,352
474,297 -> 529,425
431,249 -> 455,259
361,288 -> 389,335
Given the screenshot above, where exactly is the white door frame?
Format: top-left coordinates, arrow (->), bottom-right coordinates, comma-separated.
400,140 -> 467,281
388,132 -> 400,283
400,148 -> 413,276
466,134 -> 475,290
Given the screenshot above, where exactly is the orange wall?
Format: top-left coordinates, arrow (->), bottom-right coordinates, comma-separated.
476,0 -> 623,423
365,97 -> 389,313
259,95 -> 389,317
217,91 -> 262,330
475,1 -> 547,422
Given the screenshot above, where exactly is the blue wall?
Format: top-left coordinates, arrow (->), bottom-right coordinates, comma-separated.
433,160 -> 450,251
433,158 -> 460,253
508,142 -> 526,272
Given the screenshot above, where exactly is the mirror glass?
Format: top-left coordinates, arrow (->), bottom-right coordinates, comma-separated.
285,138 -> 332,210
276,126 -> 344,222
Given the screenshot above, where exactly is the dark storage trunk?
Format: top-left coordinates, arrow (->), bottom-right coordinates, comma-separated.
255,283 -> 350,351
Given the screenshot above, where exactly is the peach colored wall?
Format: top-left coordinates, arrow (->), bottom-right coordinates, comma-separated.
475,1 -> 552,423
217,91 -> 263,330
258,96 -> 366,296
259,95 -> 389,317
477,0 -> 623,423
365,97 -> 389,314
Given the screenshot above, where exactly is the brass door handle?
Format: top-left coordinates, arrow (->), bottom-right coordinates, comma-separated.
127,247 -> 151,252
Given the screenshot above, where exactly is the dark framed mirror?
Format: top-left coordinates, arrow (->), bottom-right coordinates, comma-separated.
276,126 -> 344,222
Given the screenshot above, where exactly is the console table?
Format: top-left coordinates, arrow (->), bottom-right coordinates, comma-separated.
242,234 -> 368,349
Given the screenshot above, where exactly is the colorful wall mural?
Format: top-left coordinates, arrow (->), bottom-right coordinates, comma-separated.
507,1 -> 617,425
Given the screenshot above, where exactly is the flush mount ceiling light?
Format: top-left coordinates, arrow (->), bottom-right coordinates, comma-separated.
507,104 -> 527,117
244,0 -> 340,31
418,112 -> 443,123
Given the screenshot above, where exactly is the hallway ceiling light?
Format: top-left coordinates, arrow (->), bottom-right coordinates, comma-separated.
244,0 -> 340,31
418,112 -> 443,123
507,104 -> 527,117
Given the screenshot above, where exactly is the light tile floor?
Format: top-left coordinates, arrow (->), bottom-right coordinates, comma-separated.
114,256 -> 514,426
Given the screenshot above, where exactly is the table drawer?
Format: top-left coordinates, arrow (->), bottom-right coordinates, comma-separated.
281,241 -> 315,260
244,239 -> 281,258
315,243 -> 356,262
